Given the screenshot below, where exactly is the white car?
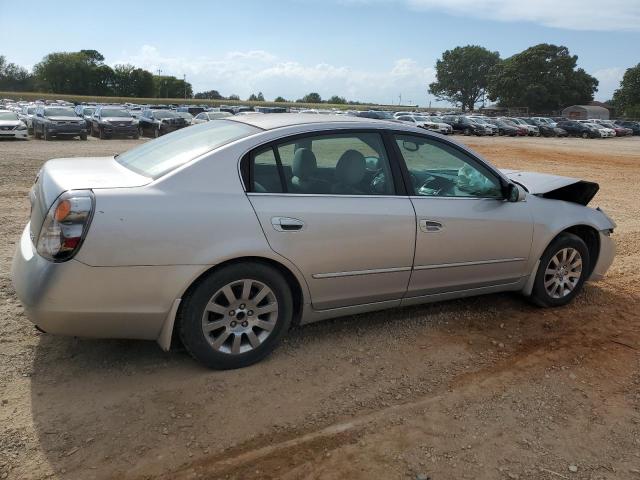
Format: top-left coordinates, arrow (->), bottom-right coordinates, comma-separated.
396,115 -> 452,135
192,111 -> 234,124
0,110 -> 28,139
580,121 -> 615,138
19,105 -> 38,132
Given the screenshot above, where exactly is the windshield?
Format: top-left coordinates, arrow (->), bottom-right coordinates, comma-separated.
44,108 -> 76,117
26,107 -> 36,114
116,120 -> 260,178
101,109 -> 129,117
82,108 -> 95,115
0,112 -> 18,120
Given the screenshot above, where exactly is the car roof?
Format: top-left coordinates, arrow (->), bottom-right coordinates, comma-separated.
225,112 -> 396,130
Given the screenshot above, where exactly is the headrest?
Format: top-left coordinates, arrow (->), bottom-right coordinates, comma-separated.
292,148 -> 317,179
335,150 -> 366,185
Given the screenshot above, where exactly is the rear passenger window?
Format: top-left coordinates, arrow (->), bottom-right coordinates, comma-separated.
275,133 -> 395,195
252,148 -> 283,193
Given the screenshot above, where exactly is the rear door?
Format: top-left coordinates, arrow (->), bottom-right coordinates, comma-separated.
392,133 -> 534,298
246,130 -> 416,310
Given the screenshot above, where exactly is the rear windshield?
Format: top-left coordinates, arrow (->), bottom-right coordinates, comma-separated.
115,120 -> 260,178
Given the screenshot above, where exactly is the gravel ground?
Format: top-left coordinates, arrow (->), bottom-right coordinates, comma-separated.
0,135 -> 639,480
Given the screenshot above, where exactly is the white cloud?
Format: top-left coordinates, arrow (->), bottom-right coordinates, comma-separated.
113,46 -> 437,105
593,67 -> 626,101
402,0 -> 640,31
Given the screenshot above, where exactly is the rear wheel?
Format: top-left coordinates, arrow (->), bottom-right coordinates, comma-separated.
34,125 -> 41,139
43,126 -> 51,141
179,263 -> 293,369
530,233 -> 590,308
581,131 -> 589,139
80,133 -> 87,140
464,128 -> 471,136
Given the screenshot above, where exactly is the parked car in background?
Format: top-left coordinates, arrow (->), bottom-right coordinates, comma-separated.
396,115 -> 452,135
556,121 -> 600,139
509,118 -> 540,136
442,115 -> 487,135
32,106 -> 87,140
614,120 -> 640,135
487,119 -> 519,136
354,110 -> 395,120
90,106 -> 139,139
579,121 -> 615,138
176,111 -> 194,124
75,105 -> 97,132
138,109 -> 189,137
592,120 -> 632,137
177,106 -> 206,117
19,105 -> 38,133
467,116 -> 498,135
11,114 -> 616,369
192,111 -> 234,124
0,110 -> 28,140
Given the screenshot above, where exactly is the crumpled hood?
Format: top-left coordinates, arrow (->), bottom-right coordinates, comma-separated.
500,169 -> 599,206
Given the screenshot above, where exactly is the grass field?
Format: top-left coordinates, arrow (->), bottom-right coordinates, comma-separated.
0,90 -> 421,112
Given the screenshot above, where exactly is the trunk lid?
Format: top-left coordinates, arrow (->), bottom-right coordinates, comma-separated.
501,169 -> 599,206
29,156 -> 151,243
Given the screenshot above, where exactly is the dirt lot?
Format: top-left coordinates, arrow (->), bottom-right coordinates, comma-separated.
1,135 -> 639,480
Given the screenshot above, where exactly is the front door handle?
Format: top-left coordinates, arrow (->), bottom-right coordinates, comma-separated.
271,216 -> 305,232
419,219 -> 444,233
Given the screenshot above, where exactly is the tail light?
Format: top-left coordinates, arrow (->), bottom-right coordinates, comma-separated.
36,190 -> 95,262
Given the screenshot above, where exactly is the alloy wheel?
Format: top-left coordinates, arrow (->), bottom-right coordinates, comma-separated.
543,248 -> 582,299
201,279 -> 278,355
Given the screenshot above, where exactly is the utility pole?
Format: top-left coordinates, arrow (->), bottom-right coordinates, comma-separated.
183,74 -> 186,100
157,68 -> 162,99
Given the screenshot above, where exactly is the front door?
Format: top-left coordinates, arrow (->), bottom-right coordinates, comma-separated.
392,133 -> 534,297
247,131 -> 416,310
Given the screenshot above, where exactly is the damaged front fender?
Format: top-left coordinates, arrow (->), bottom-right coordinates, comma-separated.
500,169 -> 599,206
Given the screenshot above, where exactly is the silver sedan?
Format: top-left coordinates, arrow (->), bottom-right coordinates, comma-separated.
12,114 -> 616,369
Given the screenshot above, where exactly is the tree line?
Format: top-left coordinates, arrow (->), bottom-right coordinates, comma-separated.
428,43 -> 638,117
0,50 -> 192,98
1,45 -> 638,116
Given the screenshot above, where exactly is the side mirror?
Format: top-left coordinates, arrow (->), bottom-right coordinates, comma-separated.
505,183 -> 521,202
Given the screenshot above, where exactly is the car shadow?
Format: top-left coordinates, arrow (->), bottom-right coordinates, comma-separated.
28,283 -> 635,478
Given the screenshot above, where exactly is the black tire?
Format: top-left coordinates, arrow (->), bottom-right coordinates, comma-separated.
153,127 -> 160,138
34,125 -> 41,139
530,232 -> 590,308
80,133 -> 87,140
179,262 -> 293,369
43,126 -> 51,141
464,128 -> 471,136
133,133 -> 139,139
99,127 -> 105,140
581,131 -> 589,139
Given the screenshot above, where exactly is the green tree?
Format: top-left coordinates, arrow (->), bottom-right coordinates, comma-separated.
274,96 -> 287,102
0,56 -> 33,91
328,95 -> 346,104
33,50 -> 114,95
194,89 -> 224,100
613,64 -> 640,117
257,91 -> 265,101
300,92 -> 322,103
488,44 -> 598,112
228,94 -> 240,101
428,45 -> 500,111
153,75 -> 192,98
247,93 -> 258,101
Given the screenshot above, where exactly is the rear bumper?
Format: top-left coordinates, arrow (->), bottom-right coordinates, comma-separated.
11,224 -> 204,341
590,231 -> 615,281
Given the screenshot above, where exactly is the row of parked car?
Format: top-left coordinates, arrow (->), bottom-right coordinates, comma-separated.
1,98 -> 639,141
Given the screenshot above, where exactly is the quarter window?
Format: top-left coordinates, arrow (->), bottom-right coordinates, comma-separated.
394,134 -> 502,198
252,148 -> 282,193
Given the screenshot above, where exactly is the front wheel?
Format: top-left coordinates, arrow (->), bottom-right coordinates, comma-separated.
80,133 -> 87,140
581,131 -> 589,139
43,126 -> 51,141
530,233 -> 590,307
179,262 -> 293,369
153,127 -> 160,138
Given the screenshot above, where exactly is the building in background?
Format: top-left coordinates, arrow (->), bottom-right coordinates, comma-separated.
562,105 -> 610,120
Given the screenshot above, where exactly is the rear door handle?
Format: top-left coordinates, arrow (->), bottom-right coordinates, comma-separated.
271,216 -> 305,232
419,219 -> 444,233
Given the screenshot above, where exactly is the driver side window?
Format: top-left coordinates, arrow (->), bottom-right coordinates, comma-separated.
394,135 -> 502,199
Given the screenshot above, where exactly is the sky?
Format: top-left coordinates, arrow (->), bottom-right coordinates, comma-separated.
1,0 -> 639,106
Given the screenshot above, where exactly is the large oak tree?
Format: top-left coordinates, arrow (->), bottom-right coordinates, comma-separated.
487,44 -> 598,113
428,45 -> 500,111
